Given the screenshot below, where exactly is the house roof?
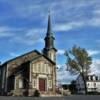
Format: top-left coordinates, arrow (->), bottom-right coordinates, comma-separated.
76,74 -> 100,82
86,75 -> 100,81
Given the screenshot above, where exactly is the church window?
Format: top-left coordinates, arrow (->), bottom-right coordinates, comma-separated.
49,53 -> 51,58
19,79 -> 23,89
38,64 -> 40,73
54,54 -> 56,61
44,64 -> 46,73
46,65 -> 48,74
40,62 -> 43,73
33,64 -> 38,73
33,64 -> 34,72
51,53 -> 54,61
45,63 -> 51,74
41,63 -> 44,73
33,64 -> 36,72
35,64 -> 38,73
49,80 -> 52,88
48,66 -> 51,74
32,79 -> 37,88
40,63 -> 41,73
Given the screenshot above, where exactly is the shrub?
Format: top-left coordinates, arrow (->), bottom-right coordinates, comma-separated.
34,90 -> 40,97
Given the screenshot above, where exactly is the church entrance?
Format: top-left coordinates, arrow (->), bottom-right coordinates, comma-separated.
39,78 -> 46,91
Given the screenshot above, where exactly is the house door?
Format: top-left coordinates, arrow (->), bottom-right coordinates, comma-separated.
39,78 -> 45,91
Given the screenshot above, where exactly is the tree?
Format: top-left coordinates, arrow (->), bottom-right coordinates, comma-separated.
69,80 -> 76,94
65,45 -> 92,94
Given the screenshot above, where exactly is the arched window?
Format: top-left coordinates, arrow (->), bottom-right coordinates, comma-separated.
19,79 -> 23,89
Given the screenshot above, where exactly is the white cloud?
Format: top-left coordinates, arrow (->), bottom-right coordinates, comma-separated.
10,28 -> 45,45
57,49 -> 65,55
90,59 -> 100,76
54,21 -> 85,31
52,0 -> 100,31
89,17 -> 100,27
56,64 -> 77,84
1,0 -> 100,31
87,50 -> 100,56
57,58 -> 100,84
10,52 -> 19,57
0,26 -> 21,38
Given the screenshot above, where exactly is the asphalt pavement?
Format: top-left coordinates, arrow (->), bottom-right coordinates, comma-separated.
0,95 -> 100,100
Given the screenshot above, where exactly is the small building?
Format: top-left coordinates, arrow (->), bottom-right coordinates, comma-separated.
56,84 -> 71,95
76,74 -> 100,94
0,14 -> 57,96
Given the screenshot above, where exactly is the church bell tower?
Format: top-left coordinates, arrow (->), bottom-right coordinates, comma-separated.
43,13 -> 57,62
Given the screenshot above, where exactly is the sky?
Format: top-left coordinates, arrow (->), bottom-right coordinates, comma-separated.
0,0 -> 100,84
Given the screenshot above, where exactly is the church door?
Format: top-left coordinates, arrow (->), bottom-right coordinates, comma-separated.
39,78 -> 45,91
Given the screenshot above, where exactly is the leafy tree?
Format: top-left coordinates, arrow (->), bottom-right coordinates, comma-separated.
65,45 -> 92,94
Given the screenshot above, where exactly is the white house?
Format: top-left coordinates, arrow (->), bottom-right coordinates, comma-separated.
76,74 -> 100,94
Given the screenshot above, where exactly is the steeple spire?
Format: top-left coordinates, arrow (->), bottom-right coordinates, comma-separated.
43,12 -> 57,62
47,11 -> 52,36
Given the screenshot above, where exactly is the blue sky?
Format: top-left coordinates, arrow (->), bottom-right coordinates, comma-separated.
0,0 -> 100,84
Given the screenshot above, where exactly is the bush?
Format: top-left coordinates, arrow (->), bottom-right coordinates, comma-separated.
34,90 -> 40,97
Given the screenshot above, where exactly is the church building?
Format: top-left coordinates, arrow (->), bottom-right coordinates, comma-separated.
0,14 -> 57,96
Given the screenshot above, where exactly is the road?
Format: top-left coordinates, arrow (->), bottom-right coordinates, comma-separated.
0,95 -> 100,100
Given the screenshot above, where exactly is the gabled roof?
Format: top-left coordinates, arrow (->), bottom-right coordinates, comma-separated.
1,49 -> 55,67
1,50 -> 39,65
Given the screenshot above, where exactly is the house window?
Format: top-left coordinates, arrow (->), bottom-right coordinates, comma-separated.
87,83 -> 89,86
19,79 -> 23,89
32,79 -> 37,88
94,83 -> 96,87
